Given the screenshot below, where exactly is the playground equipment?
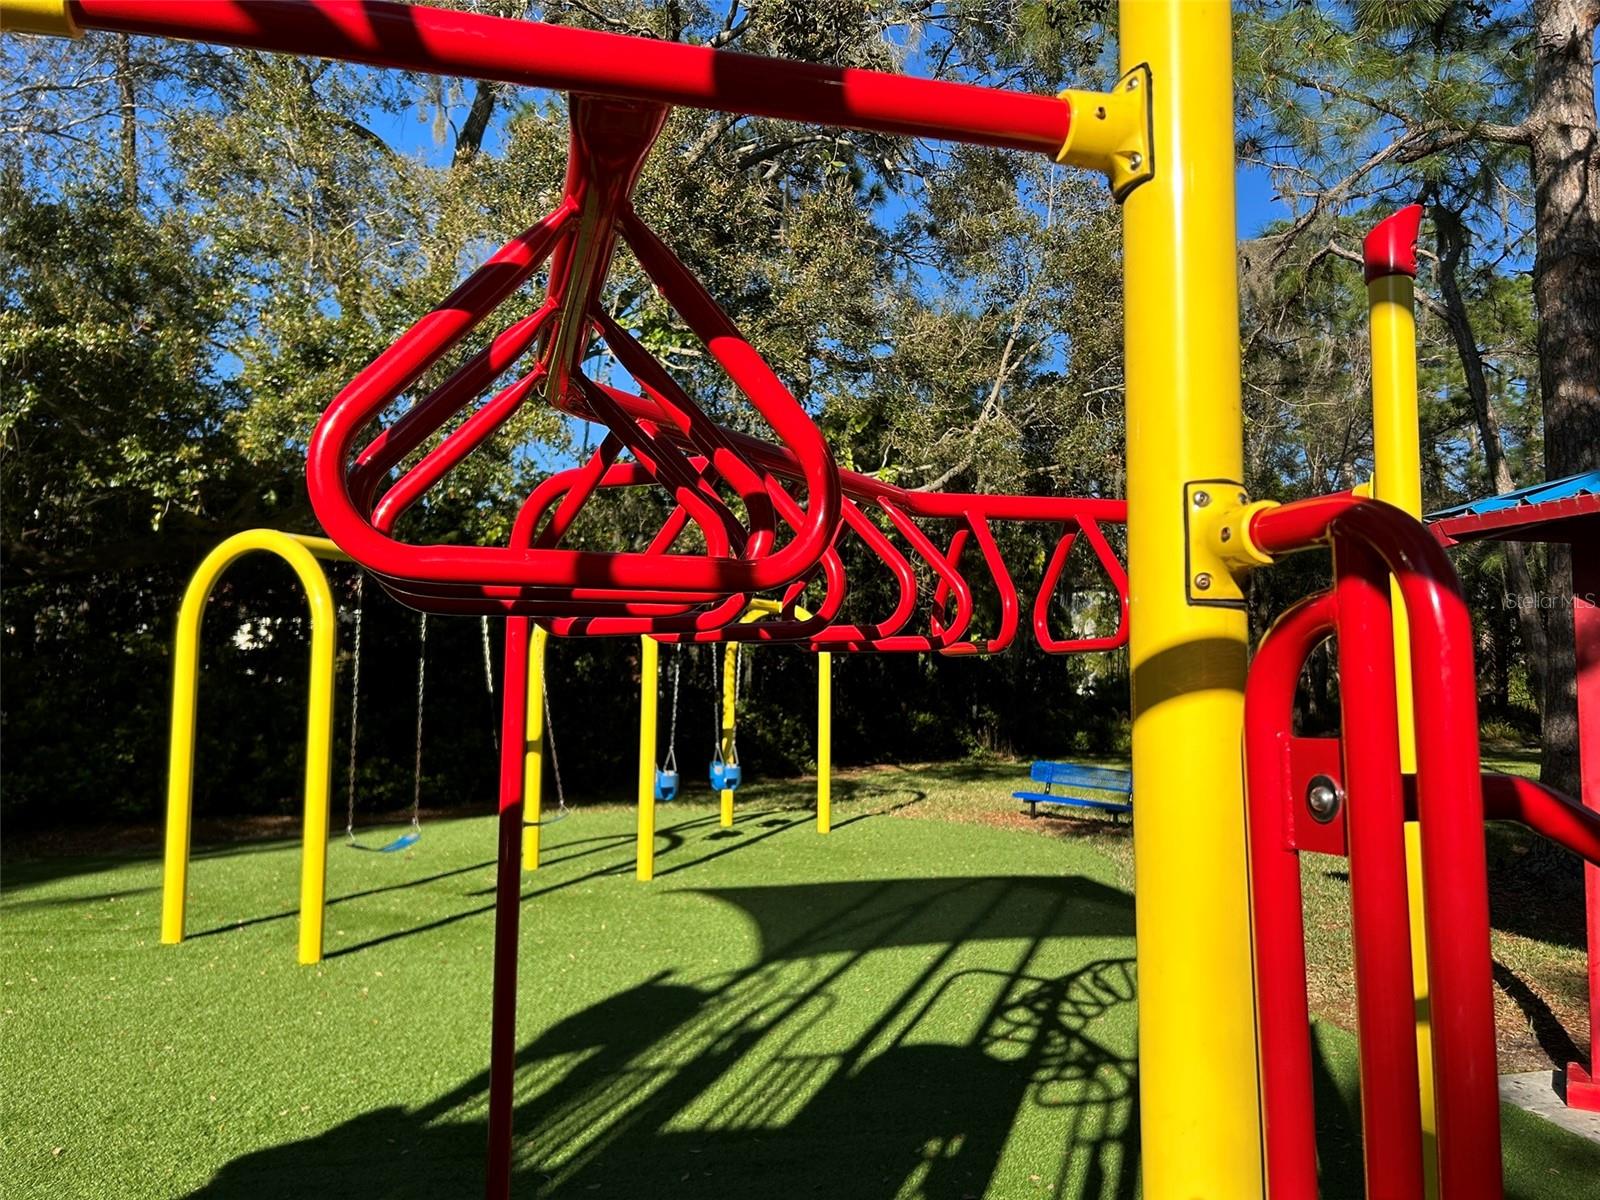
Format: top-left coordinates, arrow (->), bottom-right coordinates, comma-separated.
19,1 -> 1600,1196
162,529 -> 347,966
654,643 -> 682,803
1432,471 -> 1600,1114
632,600 -> 834,881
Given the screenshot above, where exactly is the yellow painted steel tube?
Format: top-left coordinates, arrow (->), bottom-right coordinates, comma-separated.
163,530 -> 348,966
719,641 -> 737,827
522,624 -> 548,871
1118,3 -> 1263,1194
817,651 -> 832,833
1369,269 -> 1437,1193
637,635 -> 660,881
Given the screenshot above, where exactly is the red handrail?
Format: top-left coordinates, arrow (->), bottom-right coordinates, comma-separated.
1246,493 -> 1501,1199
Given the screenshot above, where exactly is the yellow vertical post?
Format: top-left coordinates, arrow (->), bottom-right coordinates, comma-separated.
1364,204 -> 1436,1193
522,624 -> 548,871
719,642 -> 737,826
637,635 -> 659,881
162,530 -> 345,966
817,652 -> 832,833
1118,3 -> 1263,1195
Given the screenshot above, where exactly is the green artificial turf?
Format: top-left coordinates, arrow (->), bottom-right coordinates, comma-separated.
3,780 -> 1597,1198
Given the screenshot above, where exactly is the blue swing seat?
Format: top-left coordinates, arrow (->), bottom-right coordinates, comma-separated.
710,761 -> 743,791
379,829 -> 421,853
655,769 -> 680,802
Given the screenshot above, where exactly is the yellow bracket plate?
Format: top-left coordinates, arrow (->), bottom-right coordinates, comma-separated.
1057,64 -> 1154,201
1184,479 -> 1251,608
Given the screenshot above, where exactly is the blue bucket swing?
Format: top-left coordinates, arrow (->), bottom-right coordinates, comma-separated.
654,644 -> 682,802
709,642 -> 743,793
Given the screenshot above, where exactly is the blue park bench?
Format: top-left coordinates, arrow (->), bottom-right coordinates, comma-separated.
1013,761 -> 1133,821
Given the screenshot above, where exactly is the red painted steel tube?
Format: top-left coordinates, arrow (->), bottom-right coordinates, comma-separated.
486,615 -> 530,1200
1575,548 -> 1600,1102
345,219 -> 572,508
68,0 -> 1074,155
1462,775 -> 1600,866
1330,536 -> 1425,1196
618,206 -> 839,585
1032,519 -> 1130,653
1252,495 -> 1502,1197
1244,590 -> 1336,1198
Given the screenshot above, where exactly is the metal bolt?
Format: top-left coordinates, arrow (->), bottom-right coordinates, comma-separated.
1219,527 -> 1233,543
1306,775 -> 1343,824
1193,490 -> 1210,508
1128,152 -> 1143,170
1194,572 -> 1212,591
1126,76 -> 1139,91
1238,492 -> 1249,505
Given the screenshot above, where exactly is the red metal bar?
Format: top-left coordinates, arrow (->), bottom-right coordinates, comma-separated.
1575,547 -> 1600,1108
486,615 -> 530,1200
1244,590 -> 1336,1198
69,0 -> 1074,156
1330,535 -> 1424,1196
1252,495 -> 1502,1198
1031,519 -> 1130,653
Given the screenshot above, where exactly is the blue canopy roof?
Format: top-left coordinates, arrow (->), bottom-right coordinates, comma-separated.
1429,470 -> 1600,520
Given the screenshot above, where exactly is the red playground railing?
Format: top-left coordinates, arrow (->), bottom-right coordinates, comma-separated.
1242,493 -> 1600,1199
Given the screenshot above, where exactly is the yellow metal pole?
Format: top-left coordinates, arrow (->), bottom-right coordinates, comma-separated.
522,624 -> 548,871
637,635 -> 659,881
1118,3 -> 1263,1194
163,530 -> 347,966
817,652 -> 832,833
1366,212 -> 1436,1192
720,641 -> 737,827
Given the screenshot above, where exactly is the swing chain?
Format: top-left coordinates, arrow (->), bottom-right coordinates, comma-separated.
711,642 -> 740,764
345,572 -> 365,844
542,667 -> 568,814
410,613 -> 426,834
663,642 -> 681,773
480,615 -> 498,753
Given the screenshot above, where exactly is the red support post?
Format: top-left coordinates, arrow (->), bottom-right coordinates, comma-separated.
486,616 -> 530,1200
1331,536 -> 1425,1195
1569,545 -> 1600,1110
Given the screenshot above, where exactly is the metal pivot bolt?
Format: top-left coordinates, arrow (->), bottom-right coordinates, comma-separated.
1193,490 -> 1211,507
1194,572 -> 1212,591
1306,774 -> 1343,824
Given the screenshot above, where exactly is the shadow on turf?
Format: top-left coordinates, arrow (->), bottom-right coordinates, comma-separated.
320,799 -> 914,959
186,874 -> 1145,1199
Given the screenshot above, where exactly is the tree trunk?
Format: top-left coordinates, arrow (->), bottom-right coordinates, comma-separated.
115,38 -> 137,206
1529,0 -> 1600,799
452,81 -> 499,168
1432,206 -> 1549,708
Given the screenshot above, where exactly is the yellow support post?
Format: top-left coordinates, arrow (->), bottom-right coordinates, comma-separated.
0,0 -> 81,37
817,651 -> 832,834
1117,3 -> 1263,1195
522,624 -> 548,871
637,635 -> 659,881
719,641 -> 737,827
1365,205 -> 1436,1194
163,529 -> 349,966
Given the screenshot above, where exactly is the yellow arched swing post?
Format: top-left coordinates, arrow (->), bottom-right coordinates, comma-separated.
162,529 -> 350,966
633,600 -> 832,880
